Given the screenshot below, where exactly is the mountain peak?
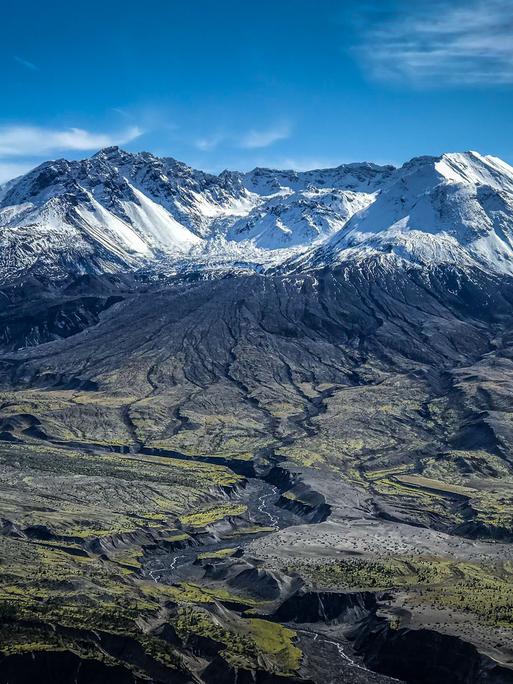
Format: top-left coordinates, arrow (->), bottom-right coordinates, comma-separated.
92,146 -> 137,165
2,147 -> 513,283
294,149 -> 513,275
93,145 -> 123,158
437,150 -> 513,189
399,151 -> 513,192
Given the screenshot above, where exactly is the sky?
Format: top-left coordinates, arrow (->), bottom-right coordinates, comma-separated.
1,0 -> 513,181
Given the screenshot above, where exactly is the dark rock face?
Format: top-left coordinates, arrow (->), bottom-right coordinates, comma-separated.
201,656 -> 315,684
4,257 -> 510,384
0,295 -> 123,350
273,591 -> 377,625
265,466 -> 331,522
0,273 -> 132,350
353,621 -> 513,684
271,590 -> 513,684
1,257 -> 512,475
0,651 -> 146,684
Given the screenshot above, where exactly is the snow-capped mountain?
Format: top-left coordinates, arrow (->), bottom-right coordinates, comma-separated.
2,147 -> 513,283
218,161 -> 394,249
0,147 -> 257,281
294,151 -> 513,276
0,149 -> 395,281
1,150 -> 394,269
225,189 -> 374,249
240,162 -> 395,195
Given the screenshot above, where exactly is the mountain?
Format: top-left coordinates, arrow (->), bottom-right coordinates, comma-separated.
296,151 -> 513,275
225,188 -> 374,249
0,147 -> 256,282
0,150 -> 397,281
240,161 -> 395,195
3,148 -> 513,284
5,148 -> 513,683
223,162 -> 395,249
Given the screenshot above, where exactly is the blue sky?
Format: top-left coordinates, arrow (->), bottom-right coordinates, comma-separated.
1,0 -> 513,181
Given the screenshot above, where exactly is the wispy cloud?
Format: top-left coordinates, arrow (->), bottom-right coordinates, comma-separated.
356,0 -> 513,86
111,107 -> 133,119
238,124 -> 291,149
194,123 -> 291,152
14,56 -> 39,71
195,133 -> 225,151
0,124 -> 143,156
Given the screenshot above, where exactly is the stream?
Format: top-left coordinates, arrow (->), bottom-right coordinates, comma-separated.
141,478 -> 295,585
12,434 -> 414,682
137,466 -> 387,683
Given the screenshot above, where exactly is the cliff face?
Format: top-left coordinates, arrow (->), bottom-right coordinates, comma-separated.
353,618 -> 513,684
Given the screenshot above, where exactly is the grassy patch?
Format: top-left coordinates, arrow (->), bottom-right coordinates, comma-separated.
173,607 -> 301,674
394,474 -> 475,497
247,618 -> 301,673
197,547 -> 236,560
179,504 -> 247,528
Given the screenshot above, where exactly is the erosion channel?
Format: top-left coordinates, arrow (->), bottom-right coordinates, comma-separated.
7,435 -> 510,684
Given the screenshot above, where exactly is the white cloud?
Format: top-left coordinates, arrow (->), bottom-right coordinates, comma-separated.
14,56 -> 39,71
356,0 -> 513,86
0,124 -> 143,157
238,124 -> 291,149
194,124 -> 291,152
195,134 -> 224,151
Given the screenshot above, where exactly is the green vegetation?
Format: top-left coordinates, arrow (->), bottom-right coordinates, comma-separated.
418,564 -> 513,626
246,619 -> 301,673
394,474 -> 474,497
223,525 -> 275,536
174,607 -> 301,674
197,547 -> 236,560
0,535 -> 183,673
179,503 -> 247,528
287,557 -> 454,590
174,606 -> 259,670
275,375 -> 434,472
422,450 -> 513,483
288,556 -> 513,628
470,491 -> 513,531
140,580 -> 258,606
0,442 -> 241,536
0,436 -> 265,677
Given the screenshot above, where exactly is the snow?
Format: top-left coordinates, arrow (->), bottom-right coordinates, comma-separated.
242,162 -> 395,195
121,185 -> 201,251
187,189 -> 259,219
434,151 -> 513,192
2,147 -> 513,281
0,197 -> 137,283
76,195 -> 151,256
226,189 -> 374,249
297,151 -> 513,276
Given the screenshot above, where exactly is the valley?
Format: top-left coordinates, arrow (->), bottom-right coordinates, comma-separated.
2,149 -> 513,682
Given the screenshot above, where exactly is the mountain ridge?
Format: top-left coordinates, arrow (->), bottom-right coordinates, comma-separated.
2,147 -> 513,282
